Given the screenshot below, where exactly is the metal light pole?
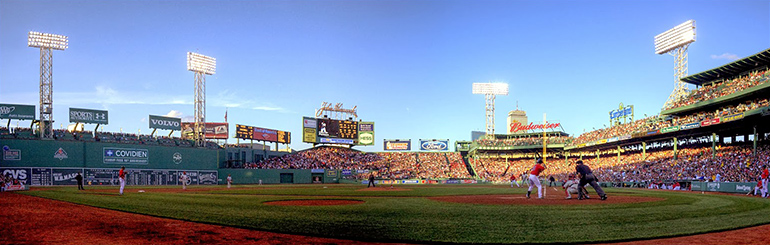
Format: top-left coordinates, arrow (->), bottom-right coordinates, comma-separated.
655,20 -> 696,110
28,31 -> 68,140
472,83 -> 509,136
187,52 -> 216,147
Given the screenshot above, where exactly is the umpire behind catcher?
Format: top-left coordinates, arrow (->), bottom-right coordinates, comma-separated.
575,160 -> 607,201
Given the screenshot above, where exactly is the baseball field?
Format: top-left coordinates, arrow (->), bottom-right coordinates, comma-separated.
6,184 -> 770,244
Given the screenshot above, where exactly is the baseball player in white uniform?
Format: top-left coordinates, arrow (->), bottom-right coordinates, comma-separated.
563,174 -> 579,199
180,171 -> 190,190
226,174 -> 232,189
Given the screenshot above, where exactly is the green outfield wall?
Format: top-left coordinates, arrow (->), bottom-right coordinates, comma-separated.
1,139 -> 220,170
217,169 -> 341,185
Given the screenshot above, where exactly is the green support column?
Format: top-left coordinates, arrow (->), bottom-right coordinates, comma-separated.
673,137 -> 678,160
642,142 -> 647,159
596,149 -> 600,160
754,126 -> 758,156
712,133 -> 717,158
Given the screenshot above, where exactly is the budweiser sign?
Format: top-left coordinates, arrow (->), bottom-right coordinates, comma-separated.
509,122 -> 561,133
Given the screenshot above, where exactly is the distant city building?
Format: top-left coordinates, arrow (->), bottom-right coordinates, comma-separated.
507,108 -> 528,134
471,131 -> 486,141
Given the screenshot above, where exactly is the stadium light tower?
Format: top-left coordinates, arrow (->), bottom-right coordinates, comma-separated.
472,83 -> 509,136
187,52 -> 216,147
655,20 -> 696,110
28,31 -> 68,140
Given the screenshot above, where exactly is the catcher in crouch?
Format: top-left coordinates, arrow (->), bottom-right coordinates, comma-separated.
562,174 -> 591,199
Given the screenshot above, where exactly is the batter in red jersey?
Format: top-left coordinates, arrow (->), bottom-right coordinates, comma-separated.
527,158 -> 546,199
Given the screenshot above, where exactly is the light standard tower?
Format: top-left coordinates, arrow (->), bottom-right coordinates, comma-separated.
472,83 -> 509,137
655,20 -> 696,110
28,31 -> 68,140
187,52 -> 216,147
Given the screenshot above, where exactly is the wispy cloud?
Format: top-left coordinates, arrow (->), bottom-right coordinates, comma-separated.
252,106 -> 283,111
165,110 -> 183,118
710,53 -> 740,61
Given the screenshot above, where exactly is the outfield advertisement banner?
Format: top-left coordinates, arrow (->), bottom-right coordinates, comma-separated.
181,122 -> 229,139
303,128 -> 317,143
303,117 -> 317,128
660,126 -> 680,134
69,108 -> 109,124
319,138 -> 355,144
721,113 -> 744,123
701,118 -> 720,127
681,122 -> 700,130
0,168 -> 218,186
149,115 -> 182,130
103,147 -> 149,164
0,103 -> 35,120
357,122 -> 375,146
384,140 -> 410,151
420,139 -> 449,151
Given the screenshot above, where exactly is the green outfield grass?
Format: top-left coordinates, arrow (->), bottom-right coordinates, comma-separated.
21,184 -> 770,244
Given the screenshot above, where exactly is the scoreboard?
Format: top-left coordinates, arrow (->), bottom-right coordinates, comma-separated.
304,117 -> 372,145
318,119 -> 358,139
235,124 -> 291,144
338,120 -> 358,139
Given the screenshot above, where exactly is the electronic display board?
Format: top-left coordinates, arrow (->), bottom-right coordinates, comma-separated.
235,124 -> 253,139
317,119 -> 357,139
235,124 -> 290,144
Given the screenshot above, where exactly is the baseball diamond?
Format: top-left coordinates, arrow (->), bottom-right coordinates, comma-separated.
2,0 -> 770,244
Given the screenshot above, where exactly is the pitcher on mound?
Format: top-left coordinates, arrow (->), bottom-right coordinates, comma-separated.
527,158 -> 546,199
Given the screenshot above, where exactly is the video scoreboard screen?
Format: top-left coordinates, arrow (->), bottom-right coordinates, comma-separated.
318,119 -> 358,139
305,117 -> 372,145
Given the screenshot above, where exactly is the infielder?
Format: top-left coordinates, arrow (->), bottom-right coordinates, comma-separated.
760,166 -> 769,198
562,174 -> 579,199
180,171 -> 190,190
118,166 -> 126,196
510,174 -> 519,188
226,174 -> 233,189
527,158 -> 546,199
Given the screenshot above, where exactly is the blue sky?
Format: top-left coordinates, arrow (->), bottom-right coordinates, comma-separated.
1,0 -> 768,151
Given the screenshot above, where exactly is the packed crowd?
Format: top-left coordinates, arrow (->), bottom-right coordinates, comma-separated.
552,144 -> 770,184
1,127 -> 220,149
664,68 -> 769,110
570,96 -> 770,146
475,136 -> 572,147
250,147 -> 474,180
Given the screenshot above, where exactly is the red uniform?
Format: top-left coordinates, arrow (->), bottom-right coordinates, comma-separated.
119,169 -> 126,179
762,169 -> 769,179
530,163 -> 545,176
510,175 -> 517,181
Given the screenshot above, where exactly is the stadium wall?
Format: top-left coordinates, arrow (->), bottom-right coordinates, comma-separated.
217,169 -> 341,185
0,139 -> 220,170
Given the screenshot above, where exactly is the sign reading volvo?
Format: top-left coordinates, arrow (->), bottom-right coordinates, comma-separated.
420,139 -> 449,151
69,108 -> 109,124
149,115 -> 181,130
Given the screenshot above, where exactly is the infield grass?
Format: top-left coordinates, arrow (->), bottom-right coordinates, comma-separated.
22,184 -> 770,244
